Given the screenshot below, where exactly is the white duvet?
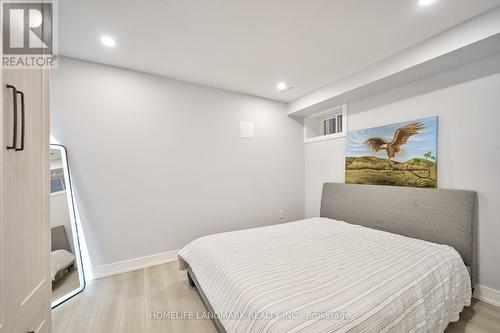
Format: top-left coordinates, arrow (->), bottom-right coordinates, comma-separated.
178,217 -> 471,333
50,249 -> 75,281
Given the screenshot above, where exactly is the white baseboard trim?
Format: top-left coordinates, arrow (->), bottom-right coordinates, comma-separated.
474,284 -> 500,308
90,250 -> 179,280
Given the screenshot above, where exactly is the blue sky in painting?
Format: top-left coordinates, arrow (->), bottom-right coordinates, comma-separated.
345,117 -> 437,162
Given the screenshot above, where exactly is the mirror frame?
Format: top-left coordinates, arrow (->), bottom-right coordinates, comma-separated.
50,144 -> 86,308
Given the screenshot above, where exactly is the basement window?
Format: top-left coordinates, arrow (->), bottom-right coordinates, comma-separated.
50,168 -> 66,194
322,113 -> 343,135
304,105 -> 347,143
50,177 -> 65,193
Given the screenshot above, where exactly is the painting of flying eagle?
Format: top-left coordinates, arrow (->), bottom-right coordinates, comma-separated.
345,117 -> 437,188
365,122 -> 425,159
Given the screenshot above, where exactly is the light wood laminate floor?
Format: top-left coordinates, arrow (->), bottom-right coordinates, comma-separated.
52,262 -> 500,333
52,269 -> 81,302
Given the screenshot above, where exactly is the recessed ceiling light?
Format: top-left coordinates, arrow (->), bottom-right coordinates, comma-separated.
419,0 -> 436,6
277,82 -> 293,92
100,35 -> 116,48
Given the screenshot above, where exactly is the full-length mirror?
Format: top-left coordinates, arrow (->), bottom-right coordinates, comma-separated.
50,144 -> 85,307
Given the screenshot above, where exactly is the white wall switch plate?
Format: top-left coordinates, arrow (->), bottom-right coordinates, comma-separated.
240,121 -> 255,139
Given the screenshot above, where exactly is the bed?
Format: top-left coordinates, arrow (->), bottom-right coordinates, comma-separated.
178,183 -> 477,333
51,225 -> 76,282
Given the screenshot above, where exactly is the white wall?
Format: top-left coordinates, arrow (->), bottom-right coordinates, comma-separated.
305,55 -> 500,292
51,57 -> 305,270
50,159 -> 63,170
50,192 -> 75,253
52,54 -> 500,296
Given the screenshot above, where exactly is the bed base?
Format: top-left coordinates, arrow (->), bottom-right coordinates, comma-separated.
187,266 -> 227,333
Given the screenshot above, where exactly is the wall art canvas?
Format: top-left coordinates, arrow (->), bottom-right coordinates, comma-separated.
345,117 -> 437,188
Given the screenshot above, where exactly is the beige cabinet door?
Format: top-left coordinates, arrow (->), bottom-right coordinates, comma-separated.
1,68 -> 50,333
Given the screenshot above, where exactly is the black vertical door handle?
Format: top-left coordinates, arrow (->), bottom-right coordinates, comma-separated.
15,90 -> 25,151
5,84 -> 17,150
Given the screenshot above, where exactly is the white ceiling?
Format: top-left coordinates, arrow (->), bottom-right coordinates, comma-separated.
59,0 -> 500,102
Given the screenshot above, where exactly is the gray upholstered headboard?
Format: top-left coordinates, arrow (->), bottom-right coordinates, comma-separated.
51,225 -> 72,253
320,183 -> 477,286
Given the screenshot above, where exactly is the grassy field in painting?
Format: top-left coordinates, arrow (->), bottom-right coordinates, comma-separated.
345,156 -> 437,188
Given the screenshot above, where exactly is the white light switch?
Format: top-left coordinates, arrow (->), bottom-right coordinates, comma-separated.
240,121 -> 255,139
